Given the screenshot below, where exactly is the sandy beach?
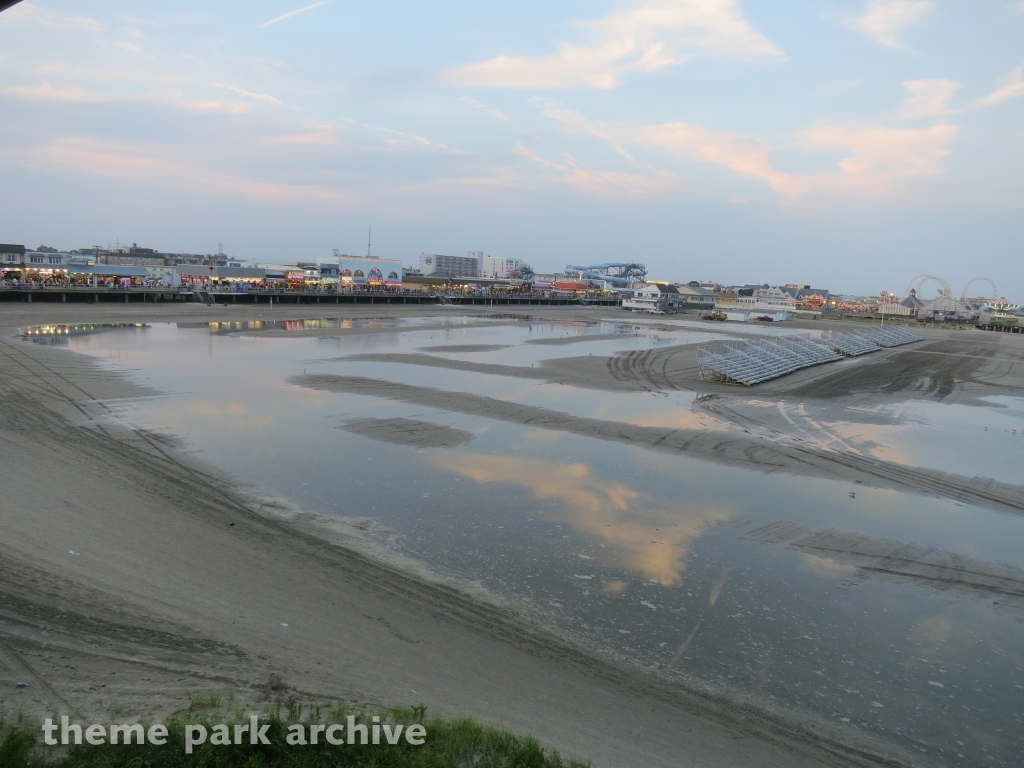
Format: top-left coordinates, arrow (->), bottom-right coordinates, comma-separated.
3,302 -> 1022,767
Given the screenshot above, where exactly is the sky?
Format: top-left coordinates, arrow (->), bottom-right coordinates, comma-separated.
0,0 -> 1021,297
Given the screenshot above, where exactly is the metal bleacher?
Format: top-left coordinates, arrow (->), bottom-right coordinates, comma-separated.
697,335 -> 842,386
854,325 -> 924,347
821,331 -> 879,356
698,326 -> 924,386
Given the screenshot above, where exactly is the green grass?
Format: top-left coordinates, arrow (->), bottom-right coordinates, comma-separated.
187,693 -> 226,711
0,705 -> 590,768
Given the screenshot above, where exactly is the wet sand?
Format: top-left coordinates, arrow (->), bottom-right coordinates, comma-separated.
340,347 -> 699,392
351,332 -> 1024,400
2,302 -> 1019,768
340,417 -> 476,448
418,343 -> 511,353
233,319 -> 519,339
744,521 -> 1024,606
525,332 -> 634,346
292,374 -> 1024,517
782,336 -> 1024,402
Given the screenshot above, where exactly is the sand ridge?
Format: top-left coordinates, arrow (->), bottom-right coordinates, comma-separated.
745,521 -> 1024,605
339,417 -> 476,448
418,343 -> 511,353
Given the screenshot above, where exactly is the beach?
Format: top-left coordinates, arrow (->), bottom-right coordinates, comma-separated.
3,302 -> 1022,768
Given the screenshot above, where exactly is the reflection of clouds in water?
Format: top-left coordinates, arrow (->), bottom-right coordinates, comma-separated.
602,579 -> 628,596
190,401 -> 248,417
277,378 -> 336,403
668,621 -> 701,669
178,400 -> 279,429
709,572 -> 728,606
910,615 -> 955,645
629,409 -> 708,430
823,421 -> 916,466
547,396 -> 706,430
428,453 -> 729,585
800,552 -> 857,578
983,396 -> 1024,415
810,397 -> 1024,484
123,397 -> 280,442
517,429 -> 564,444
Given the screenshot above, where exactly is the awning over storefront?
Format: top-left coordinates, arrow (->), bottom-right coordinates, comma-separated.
217,267 -> 265,280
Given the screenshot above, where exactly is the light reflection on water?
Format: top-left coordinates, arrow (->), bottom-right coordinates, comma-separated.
29,319 -> 1024,767
816,399 -> 1023,484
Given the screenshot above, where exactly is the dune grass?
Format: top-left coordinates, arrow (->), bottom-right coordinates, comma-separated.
0,702 -> 590,768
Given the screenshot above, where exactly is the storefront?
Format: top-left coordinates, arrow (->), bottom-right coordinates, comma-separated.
67,265 -> 152,287
3,266 -> 67,286
177,266 -> 266,289
216,267 -> 266,289
552,280 -> 591,296
337,257 -> 402,289
176,266 -> 217,287
319,263 -> 339,287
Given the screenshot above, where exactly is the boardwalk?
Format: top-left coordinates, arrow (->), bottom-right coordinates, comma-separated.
0,287 -> 621,307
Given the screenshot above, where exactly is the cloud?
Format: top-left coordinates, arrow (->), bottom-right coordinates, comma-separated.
460,96 -> 508,121
532,101 -> 636,161
428,453 -> 728,584
259,2 -> 328,29
5,2 -> 105,33
341,118 -> 450,150
898,65 -> 1024,118
449,0 -> 783,90
6,81 -> 91,102
218,84 -> 282,104
185,100 -> 248,113
115,41 -> 141,54
539,104 -> 808,195
847,0 -> 934,49
973,62 -> 1024,108
515,141 -> 678,197
801,121 -> 958,193
900,78 -> 961,118
18,137 -> 353,204
539,104 -> 959,198
631,120 -> 808,194
265,123 -> 341,145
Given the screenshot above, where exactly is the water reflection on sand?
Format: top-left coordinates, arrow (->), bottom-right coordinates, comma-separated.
428,452 -> 730,585
33,316 -> 1024,767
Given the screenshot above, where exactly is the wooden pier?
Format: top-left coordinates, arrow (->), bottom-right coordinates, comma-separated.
975,322 -> 1022,334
